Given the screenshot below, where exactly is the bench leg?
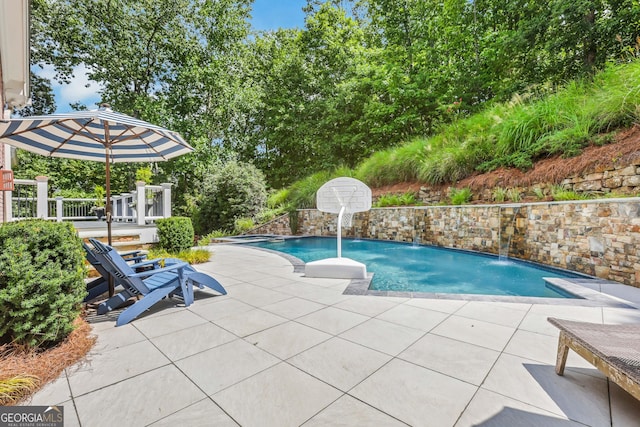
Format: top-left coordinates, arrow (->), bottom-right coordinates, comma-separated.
555,331 -> 570,375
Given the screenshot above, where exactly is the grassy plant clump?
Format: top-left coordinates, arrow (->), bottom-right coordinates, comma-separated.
355,139 -> 426,186
550,185 -> 590,201
449,187 -> 472,205
507,188 -> 522,202
267,188 -> 290,209
533,187 -> 546,200
234,217 -> 255,234
147,247 -> 211,264
288,171 -> 334,209
255,207 -> 287,224
374,192 -> 420,207
492,187 -> 507,202
0,375 -> 39,405
197,229 -> 229,245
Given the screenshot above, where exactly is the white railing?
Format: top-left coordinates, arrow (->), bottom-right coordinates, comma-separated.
8,177 -> 173,224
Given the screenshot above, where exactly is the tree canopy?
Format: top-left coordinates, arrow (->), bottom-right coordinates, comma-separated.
18,0 -> 640,206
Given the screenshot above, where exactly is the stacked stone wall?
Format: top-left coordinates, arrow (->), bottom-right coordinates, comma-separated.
250,213 -> 294,235
413,161 -> 640,204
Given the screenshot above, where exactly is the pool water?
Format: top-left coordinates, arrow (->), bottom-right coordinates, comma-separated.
246,237 -> 580,298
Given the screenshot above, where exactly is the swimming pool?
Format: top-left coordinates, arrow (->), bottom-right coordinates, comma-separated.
245,237 -> 582,298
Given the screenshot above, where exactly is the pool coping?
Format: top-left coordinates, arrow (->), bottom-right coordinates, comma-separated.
234,244 -> 637,309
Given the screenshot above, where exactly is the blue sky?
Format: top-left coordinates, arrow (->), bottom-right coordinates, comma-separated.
46,0 -> 307,113
251,0 -> 306,31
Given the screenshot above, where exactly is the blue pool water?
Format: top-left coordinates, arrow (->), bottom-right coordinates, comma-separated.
245,237 -> 580,298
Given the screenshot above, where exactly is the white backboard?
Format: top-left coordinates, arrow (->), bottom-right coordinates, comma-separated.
317,177 -> 372,214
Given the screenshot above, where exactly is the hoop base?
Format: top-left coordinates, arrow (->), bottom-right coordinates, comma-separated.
305,257 -> 367,279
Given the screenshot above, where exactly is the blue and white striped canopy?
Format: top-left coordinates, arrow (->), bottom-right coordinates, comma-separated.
0,109 -> 193,163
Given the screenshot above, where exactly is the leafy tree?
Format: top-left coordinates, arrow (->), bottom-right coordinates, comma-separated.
23,0 -> 253,207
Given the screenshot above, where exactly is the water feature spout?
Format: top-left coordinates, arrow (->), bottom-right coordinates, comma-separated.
499,206 -> 520,261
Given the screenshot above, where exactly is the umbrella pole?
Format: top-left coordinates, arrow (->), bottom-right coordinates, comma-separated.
105,122 -> 114,297
105,155 -> 112,246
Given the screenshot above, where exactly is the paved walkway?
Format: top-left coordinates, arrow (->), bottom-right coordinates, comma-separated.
30,245 -> 640,426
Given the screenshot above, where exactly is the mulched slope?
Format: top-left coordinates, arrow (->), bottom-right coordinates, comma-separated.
372,125 -> 640,197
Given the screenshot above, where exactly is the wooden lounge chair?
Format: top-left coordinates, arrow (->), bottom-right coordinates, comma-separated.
548,317 -> 640,401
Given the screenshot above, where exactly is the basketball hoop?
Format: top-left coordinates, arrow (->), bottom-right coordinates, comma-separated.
306,177 -> 372,280
317,177 -> 371,258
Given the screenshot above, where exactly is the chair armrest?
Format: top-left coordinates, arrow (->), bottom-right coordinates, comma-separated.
131,258 -> 166,268
120,250 -> 144,258
128,261 -> 190,278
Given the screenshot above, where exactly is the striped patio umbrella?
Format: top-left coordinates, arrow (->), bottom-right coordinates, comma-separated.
0,104 -> 193,247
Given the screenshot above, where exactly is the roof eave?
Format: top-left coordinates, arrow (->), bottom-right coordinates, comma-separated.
0,0 -> 31,109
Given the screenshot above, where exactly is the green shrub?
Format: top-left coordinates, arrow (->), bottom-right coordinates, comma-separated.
156,217 -> 194,252
0,220 -> 86,347
195,160 -> 268,234
449,187 -> 472,205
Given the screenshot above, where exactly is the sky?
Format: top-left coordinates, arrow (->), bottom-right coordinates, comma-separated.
44,0 -> 307,113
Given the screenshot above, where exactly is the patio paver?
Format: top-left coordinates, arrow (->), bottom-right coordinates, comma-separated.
349,358 -> 477,426
302,395 -> 406,426
213,362 -> 342,427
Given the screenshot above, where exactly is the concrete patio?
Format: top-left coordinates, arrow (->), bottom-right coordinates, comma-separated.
29,245 -> 640,426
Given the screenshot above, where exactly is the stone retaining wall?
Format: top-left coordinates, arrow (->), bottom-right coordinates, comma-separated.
253,199 -> 640,287
250,213 -> 292,236
414,161 -> 640,203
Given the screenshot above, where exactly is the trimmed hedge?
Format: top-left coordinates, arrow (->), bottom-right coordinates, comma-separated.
156,217 -> 194,252
0,220 -> 87,347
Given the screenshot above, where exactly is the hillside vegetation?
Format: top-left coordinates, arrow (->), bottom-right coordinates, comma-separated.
277,61 -> 640,210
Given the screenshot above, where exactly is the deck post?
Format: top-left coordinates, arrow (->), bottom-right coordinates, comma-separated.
35,176 -> 48,218
161,183 -> 172,218
56,196 -> 63,222
4,186 -> 11,222
136,181 -> 146,226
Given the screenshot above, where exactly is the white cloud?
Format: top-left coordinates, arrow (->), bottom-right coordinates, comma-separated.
58,64 -> 103,111
33,63 -> 56,81
34,63 -> 103,112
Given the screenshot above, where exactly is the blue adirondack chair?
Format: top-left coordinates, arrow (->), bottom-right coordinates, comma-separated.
82,241 -> 148,301
88,239 -> 226,326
